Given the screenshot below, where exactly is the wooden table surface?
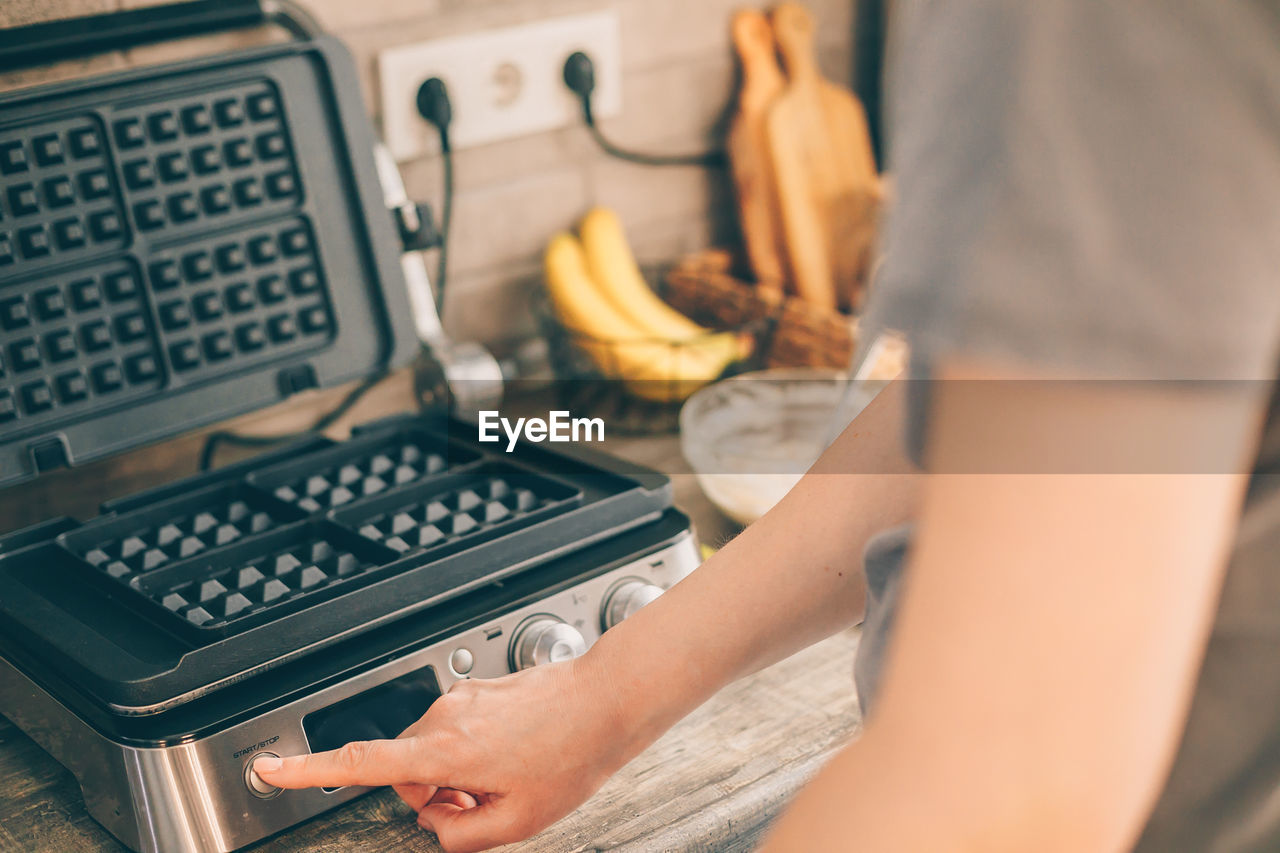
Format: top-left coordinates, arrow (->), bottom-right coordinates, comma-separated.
0,372 -> 862,852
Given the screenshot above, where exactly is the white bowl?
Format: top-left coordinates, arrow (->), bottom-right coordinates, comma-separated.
679,368 -> 880,525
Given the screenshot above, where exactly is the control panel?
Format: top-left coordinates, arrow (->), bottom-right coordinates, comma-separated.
227,531 -> 699,804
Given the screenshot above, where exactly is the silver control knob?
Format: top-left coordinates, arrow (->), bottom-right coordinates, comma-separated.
245,752 -> 282,799
510,617 -> 587,671
603,580 -> 664,630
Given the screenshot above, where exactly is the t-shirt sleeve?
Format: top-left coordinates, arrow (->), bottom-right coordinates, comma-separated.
861,0 -> 1280,383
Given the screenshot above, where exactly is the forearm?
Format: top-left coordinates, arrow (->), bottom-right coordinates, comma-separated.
586,378 -> 921,744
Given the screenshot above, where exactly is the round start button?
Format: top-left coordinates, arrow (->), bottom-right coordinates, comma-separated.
245,752 -> 283,799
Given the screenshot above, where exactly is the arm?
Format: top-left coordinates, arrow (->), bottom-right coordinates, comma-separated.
255,377 -> 921,852
760,363 -> 1265,852
598,375 -> 921,744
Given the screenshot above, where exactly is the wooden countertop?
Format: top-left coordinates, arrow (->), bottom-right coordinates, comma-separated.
0,372 -> 861,852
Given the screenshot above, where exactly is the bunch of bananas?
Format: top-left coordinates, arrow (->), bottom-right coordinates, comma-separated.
545,208 -> 750,402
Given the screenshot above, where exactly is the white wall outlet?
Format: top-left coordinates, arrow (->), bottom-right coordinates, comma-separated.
379,11 -> 622,161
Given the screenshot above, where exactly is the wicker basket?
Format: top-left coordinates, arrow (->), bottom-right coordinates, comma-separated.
663,249 -> 858,370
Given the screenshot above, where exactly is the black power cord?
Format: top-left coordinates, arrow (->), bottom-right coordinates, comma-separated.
416,77 -> 455,314
198,370 -> 389,471
562,51 -> 728,169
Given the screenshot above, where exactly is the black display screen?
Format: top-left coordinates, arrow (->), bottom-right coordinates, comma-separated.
303,665 -> 442,758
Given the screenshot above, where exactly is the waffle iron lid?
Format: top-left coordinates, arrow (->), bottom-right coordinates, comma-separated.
0,1 -> 419,488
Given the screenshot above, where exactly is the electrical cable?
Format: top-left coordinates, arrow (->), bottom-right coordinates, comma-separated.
562,51 -> 728,169
436,127 -> 453,313
416,77 -> 454,315
198,370 -> 388,471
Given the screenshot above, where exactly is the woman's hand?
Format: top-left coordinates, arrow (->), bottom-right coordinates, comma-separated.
253,654 -> 641,852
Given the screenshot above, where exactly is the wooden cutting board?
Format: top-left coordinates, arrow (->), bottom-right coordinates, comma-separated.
819,33 -> 880,312
764,4 -> 834,310
726,9 -> 789,296
767,2 -> 879,312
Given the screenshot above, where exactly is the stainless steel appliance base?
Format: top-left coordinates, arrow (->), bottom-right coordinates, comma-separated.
0,530 -> 698,853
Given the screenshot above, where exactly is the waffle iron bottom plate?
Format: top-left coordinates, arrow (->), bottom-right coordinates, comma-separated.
0,415 -> 674,713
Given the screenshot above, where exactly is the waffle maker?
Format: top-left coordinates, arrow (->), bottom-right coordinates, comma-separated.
0,4 -> 699,851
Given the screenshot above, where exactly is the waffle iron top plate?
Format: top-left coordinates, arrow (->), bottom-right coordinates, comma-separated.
0,31 -> 418,486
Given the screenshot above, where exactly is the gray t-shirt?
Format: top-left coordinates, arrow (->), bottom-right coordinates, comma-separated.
855,1 -> 1280,849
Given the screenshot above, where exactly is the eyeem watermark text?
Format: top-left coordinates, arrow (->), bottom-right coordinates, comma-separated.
478,410 -> 605,452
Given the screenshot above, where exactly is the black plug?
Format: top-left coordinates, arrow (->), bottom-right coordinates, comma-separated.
563,50 -> 596,101
563,51 -> 601,128
560,51 -> 726,169
416,77 -> 453,143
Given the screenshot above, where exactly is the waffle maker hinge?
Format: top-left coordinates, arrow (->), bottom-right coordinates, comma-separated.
372,144 -> 505,418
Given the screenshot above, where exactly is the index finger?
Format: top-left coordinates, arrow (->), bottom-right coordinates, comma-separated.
254,738 -> 439,790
